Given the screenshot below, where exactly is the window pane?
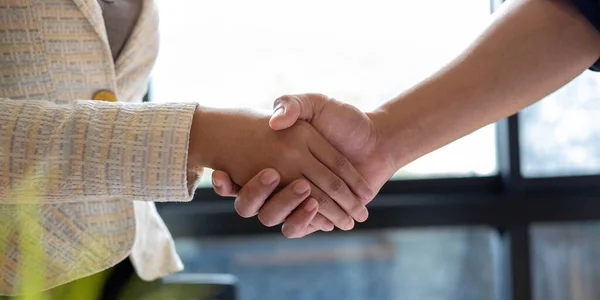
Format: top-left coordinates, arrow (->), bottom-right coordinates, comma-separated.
532,222 -> 600,300
520,71 -> 600,177
173,228 -> 498,300
152,0 -> 497,186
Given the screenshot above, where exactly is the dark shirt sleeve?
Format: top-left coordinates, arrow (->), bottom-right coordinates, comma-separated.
569,0 -> 600,71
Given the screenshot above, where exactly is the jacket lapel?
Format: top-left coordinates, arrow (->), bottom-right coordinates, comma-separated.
70,0 -> 118,89
115,0 -> 156,69
71,0 -> 109,44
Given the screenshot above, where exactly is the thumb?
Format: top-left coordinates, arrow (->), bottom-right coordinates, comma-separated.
269,94 -> 328,130
269,95 -> 302,130
212,170 -> 240,197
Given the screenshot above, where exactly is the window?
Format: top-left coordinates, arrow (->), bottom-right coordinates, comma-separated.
151,0 -> 497,187
532,222 -> 600,300
520,71 -> 600,177
174,228 -> 497,300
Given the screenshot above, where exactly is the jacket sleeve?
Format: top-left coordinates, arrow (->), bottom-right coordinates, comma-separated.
0,98 -> 200,204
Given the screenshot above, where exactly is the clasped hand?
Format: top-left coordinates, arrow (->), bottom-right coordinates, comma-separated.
188,106 -> 374,236
209,94 -> 399,238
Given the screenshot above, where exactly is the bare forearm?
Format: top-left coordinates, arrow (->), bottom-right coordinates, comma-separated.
186,106 -> 229,193
371,0 -> 600,169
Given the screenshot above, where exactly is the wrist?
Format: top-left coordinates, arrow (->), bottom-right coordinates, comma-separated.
186,105 -> 206,195
366,110 -> 395,170
367,103 -> 421,171
187,106 -> 218,170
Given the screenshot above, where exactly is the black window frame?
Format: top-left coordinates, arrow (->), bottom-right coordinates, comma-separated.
153,1 -> 600,299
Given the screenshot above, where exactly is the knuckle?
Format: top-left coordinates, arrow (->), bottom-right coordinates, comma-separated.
314,195 -> 330,211
355,176 -> 369,188
333,155 -> 348,172
330,178 -> 345,193
355,178 -> 374,201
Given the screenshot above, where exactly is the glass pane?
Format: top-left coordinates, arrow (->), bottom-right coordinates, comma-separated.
532,222 -> 600,300
152,0 -> 497,186
173,228 -> 498,300
520,71 -> 600,177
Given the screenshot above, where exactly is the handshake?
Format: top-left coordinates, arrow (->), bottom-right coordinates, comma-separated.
184,0 -> 589,238
188,94 -> 399,238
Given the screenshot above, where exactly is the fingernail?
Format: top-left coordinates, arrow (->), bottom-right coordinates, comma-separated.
294,181 -> 310,195
322,221 -> 334,231
273,105 -> 285,117
304,199 -> 318,212
212,179 -> 221,188
356,207 -> 369,223
261,169 -> 278,185
344,218 -> 355,231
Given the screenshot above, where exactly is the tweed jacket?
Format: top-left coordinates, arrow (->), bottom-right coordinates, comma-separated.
0,0 -> 199,294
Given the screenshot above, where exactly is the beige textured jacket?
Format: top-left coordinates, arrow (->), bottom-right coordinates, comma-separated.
0,0 -> 199,294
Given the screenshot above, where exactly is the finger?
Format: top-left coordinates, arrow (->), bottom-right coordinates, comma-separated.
285,224 -> 320,239
305,224 -> 320,236
234,168 -> 280,218
303,156 -> 369,223
255,179 -> 334,232
293,213 -> 332,234
257,179 -> 311,227
269,94 -> 329,130
311,213 -> 334,232
212,170 -> 241,197
308,183 -> 355,231
281,198 -> 319,238
308,134 -> 374,203
270,95 -> 301,130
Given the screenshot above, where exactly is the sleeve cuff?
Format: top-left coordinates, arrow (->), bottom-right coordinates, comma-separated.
78,101 -> 200,202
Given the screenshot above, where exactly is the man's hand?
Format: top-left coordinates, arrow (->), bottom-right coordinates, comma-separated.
212,94 -> 397,237
189,106 -> 373,233
214,0 -> 600,238
270,94 -> 396,190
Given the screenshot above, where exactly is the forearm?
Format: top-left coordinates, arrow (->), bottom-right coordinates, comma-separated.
0,99 -> 198,203
187,105 -> 236,171
371,0 -> 600,169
